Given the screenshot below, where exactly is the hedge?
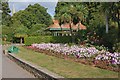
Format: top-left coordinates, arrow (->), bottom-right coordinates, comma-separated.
24,36 -> 71,45
52,36 -> 71,43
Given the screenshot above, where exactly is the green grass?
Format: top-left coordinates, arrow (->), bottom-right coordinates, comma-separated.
16,46 -> 118,78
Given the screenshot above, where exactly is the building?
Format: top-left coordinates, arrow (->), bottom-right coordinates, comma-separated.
46,20 -> 87,36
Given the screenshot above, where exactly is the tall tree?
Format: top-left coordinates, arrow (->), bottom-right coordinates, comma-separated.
110,2 -> 120,41
1,1 -> 11,26
28,24 -> 47,36
100,3 -> 111,33
55,2 -> 88,43
12,3 -> 52,29
11,3 -> 52,36
14,24 -> 28,44
1,1 -> 12,41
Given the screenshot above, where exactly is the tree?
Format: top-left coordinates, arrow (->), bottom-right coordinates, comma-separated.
2,25 -> 13,41
12,3 -> 52,29
10,3 -> 53,42
55,2 -> 119,51
28,24 -> 47,36
1,1 -> 12,41
55,2 -> 88,43
110,2 -> 120,41
14,24 -> 28,44
99,3 -> 111,33
1,1 -> 11,26
97,2 -> 119,34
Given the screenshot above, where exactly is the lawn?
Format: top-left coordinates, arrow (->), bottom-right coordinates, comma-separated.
15,46 -> 118,78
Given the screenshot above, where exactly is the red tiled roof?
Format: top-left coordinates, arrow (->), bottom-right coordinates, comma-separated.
80,23 -> 87,30
72,23 -> 86,30
48,24 -> 60,28
53,20 -> 59,24
61,23 -> 70,29
48,20 -> 87,30
48,20 -> 60,28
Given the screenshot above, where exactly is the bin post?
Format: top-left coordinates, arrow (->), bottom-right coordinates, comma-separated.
3,50 -> 8,55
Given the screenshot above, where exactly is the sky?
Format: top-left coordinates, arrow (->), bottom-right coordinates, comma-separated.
8,0 -> 118,17
8,0 -> 58,17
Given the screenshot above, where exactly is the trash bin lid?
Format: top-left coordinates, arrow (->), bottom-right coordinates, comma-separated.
8,46 -> 19,53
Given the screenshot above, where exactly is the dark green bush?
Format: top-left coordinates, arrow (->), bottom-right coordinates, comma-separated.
52,36 -> 71,43
24,36 -> 71,45
24,36 -> 52,45
113,42 -> 120,52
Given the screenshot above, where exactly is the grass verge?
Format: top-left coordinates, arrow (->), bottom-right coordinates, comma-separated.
15,46 -> 118,78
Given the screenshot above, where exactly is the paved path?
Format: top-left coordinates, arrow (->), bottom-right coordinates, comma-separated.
0,45 -> 2,79
1,45 -> 35,78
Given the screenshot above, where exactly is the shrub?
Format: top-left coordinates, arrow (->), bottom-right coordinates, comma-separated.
113,42 -> 120,52
24,36 -> 52,45
52,36 -> 71,43
24,36 -> 71,45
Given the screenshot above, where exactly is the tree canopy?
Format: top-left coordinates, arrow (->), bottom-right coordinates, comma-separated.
1,2 -> 119,52
2,3 -> 53,42
54,2 -> 120,51
1,1 -> 11,26
55,2 -> 88,25
11,3 -> 52,29
10,3 -> 53,37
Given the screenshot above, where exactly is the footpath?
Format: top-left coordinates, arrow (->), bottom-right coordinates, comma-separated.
1,45 -> 35,78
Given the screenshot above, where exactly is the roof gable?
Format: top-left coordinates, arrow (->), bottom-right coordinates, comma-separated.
47,20 -> 87,31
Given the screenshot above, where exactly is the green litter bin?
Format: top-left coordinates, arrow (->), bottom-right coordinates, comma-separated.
8,46 -> 19,53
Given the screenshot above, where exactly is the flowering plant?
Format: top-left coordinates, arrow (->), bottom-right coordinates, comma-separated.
31,43 -> 120,65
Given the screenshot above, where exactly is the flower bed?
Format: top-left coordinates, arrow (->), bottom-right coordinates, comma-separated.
26,43 -> 120,72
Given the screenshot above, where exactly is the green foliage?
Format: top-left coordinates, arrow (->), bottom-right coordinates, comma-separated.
9,3 -> 52,43
54,2 -> 89,43
75,30 -> 87,43
14,24 -> 28,37
1,1 -> 11,26
2,41 -> 11,45
11,3 -> 52,29
28,24 -> 47,36
55,2 -> 88,24
4,3 -> 53,43
24,36 -> 53,45
52,36 -> 71,43
2,25 -> 14,41
95,45 -> 107,51
113,42 -> 120,52
102,27 -> 118,51
2,25 -> 13,35
24,36 -> 71,45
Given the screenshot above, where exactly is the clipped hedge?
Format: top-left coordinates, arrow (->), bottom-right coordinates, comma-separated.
24,36 -> 71,45
52,36 -> 71,43
24,36 -> 53,45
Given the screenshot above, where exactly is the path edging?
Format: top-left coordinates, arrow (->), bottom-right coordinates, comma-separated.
7,53 -> 64,79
